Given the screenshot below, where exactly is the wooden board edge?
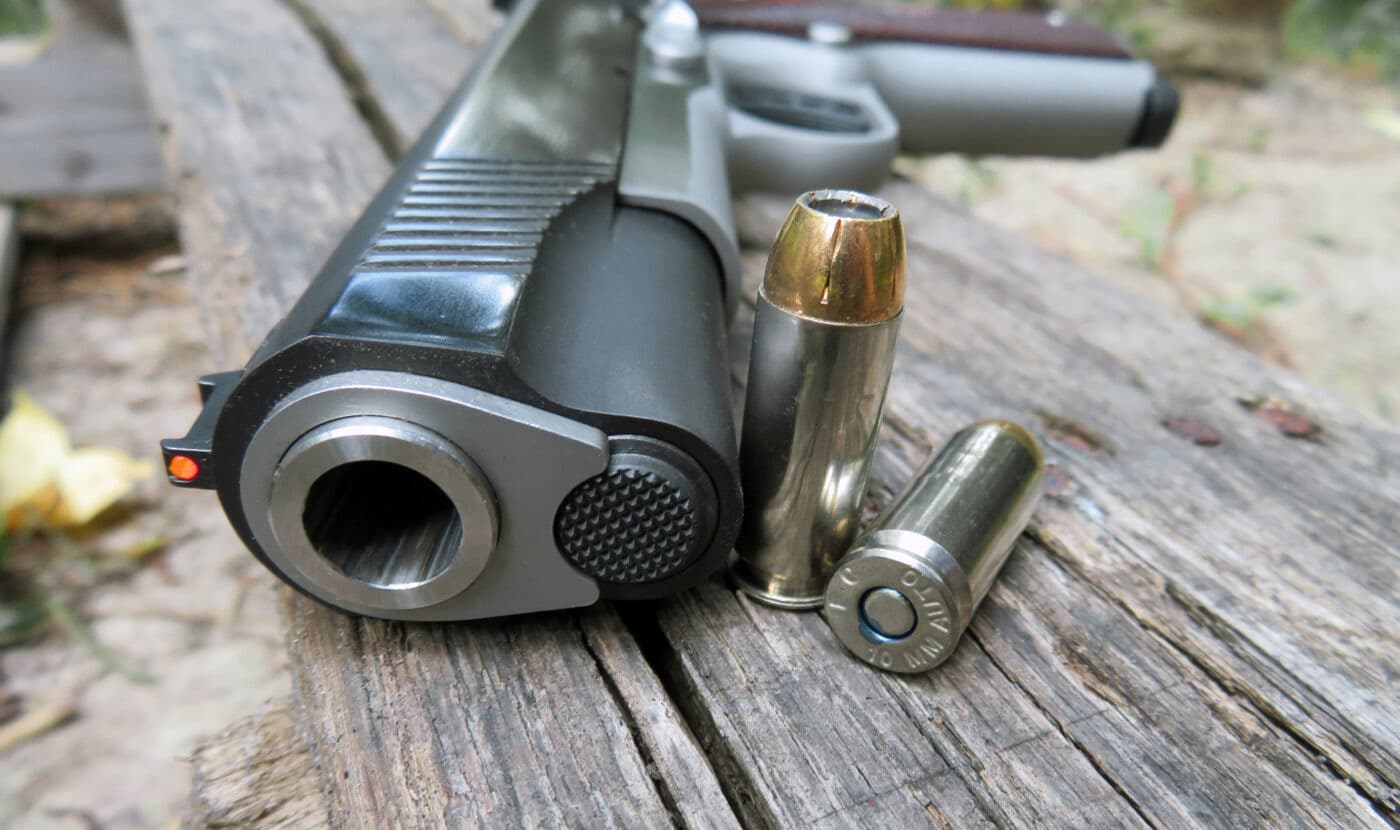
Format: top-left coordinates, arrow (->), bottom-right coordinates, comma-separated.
183,700 -> 326,830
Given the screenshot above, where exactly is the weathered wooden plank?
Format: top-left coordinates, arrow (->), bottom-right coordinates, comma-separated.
974,539 -> 1379,827
184,703 -> 324,830
123,0 -> 739,826
290,0 -> 483,153
654,497 -> 1385,825
122,0 -> 389,365
857,181 -> 1400,811
638,189 -> 1398,825
284,598 -> 689,827
650,582 -> 1147,828
0,0 -> 164,197
419,0 -> 497,49
582,608 -> 744,830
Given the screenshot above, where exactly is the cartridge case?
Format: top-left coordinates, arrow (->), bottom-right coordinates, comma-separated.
730,190 -> 905,609
824,420 -> 1044,673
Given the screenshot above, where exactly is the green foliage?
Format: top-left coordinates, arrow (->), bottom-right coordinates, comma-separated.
1121,189 -> 1176,268
1285,0 -> 1400,78
0,527 -> 46,647
1074,0 -> 1159,51
956,157 -> 1002,206
1202,283 -> 1298,327
1306,228 -> 1341,247
0,592 -> 46,646
0,0 -> 47,37
1190,153 -> 1215,195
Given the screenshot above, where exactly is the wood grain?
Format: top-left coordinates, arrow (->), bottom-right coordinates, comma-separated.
123,0 -> 737,826
184,703 -> 324,829
123,0 -> 389,366
121,0 -> 1399,825
0,0 -> 163,197
662,188 -> 1399,824
283,598 -> 696,827
290,0 -> 482,153
844,183 -> 1400,812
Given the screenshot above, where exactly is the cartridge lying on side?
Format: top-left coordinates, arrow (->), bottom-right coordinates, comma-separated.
730,190 -> 905,609
824,420 -> 1045,673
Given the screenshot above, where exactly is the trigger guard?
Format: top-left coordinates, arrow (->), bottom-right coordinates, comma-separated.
724,84 -> 899,195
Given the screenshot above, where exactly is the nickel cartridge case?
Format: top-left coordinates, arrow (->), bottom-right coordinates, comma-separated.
730,190 -> 905,608
824,420 -> 1044,673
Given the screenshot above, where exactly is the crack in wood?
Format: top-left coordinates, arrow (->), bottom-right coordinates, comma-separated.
965,629 -> 1159,830
635,583 -> 1039,828
618,603 -> 782,830
576,615 -> 686,830
281,0 -> 403,158
1029,527 -> 1400,819
1158,581 -> 1400,817
1034,409 -> 1113,455
884,694 -> 1015,826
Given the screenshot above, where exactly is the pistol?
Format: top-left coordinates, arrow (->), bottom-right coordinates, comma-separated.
161,0 -> 1176,621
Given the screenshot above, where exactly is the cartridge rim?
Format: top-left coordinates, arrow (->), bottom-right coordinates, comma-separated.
729,554 -> 828,609
824,536 -> 971,675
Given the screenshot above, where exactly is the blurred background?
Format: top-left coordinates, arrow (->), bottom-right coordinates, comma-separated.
0,0 -> 1395,826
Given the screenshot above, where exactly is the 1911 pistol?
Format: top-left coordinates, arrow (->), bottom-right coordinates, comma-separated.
161,0 -> 1177,621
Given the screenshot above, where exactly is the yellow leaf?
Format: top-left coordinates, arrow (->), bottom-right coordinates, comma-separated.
0,393 -> 71,527
1,394 -> 153,531
50,448 -> 155,528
